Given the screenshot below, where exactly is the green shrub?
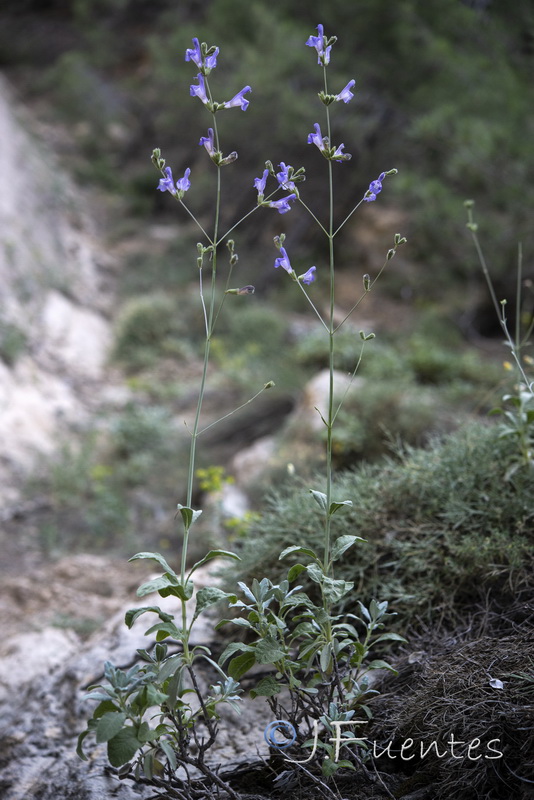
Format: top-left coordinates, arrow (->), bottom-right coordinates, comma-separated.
112,292 -> 187,370
226,421 -> 534,630
330,379 -> 441,466
111,404 -> 175,460
211,302 -> 302,391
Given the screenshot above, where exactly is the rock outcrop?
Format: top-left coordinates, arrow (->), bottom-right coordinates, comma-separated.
0,74 -> 114,504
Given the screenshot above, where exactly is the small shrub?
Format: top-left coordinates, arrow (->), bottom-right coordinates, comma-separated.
330,379 -> 442,466
112,292 -> 185,370
226,421 -> 534,630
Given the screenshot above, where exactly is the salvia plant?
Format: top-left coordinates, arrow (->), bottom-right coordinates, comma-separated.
465,201 -> 534,481
78,23 -> 407,798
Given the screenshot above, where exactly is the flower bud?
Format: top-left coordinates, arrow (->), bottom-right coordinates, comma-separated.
360,330 -> 376,341
387,249 -> 395,260
220,151 -> 239,166
318,91 -> 336,106
226,285 -> 255,295
363,274 -> 371,291
264,381 -> 275,389
151,148 -> 165,170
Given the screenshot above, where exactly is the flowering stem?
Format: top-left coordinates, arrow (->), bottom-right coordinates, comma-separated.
196,383 -> 272,436
333,250 -> 391,333
180,105 -> 222,650
466,207 -> 533,393
179,198 -> 212,243
297,197 -> 329,236
331,342 -> 366,426
333,197 -> 365,238
218,203 -> 261,245
324,70 -> 335,583
296,280 -> 329,332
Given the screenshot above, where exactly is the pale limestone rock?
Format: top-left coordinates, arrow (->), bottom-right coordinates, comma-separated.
303,368 -> 364,431
0,76 -> 114,501
40,290 -> 110,378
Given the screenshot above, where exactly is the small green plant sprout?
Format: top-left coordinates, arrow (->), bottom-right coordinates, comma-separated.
465,200 -> 534,478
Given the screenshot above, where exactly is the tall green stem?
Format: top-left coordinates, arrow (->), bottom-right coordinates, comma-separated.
323,68 -> 335,579
180,111 -> 222,649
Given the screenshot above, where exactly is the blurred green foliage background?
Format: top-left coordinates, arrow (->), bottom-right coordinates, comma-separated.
1,0 -> 533,310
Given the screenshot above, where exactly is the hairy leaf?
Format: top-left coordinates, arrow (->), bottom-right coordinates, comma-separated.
228,651 -> 256,680
124,606 -> 174,629
96,711 -> 127,743
193,586 -> 231,623
107,726 -> 142,767
129,551 -> 176,576
331,535 -> 364,561
250,675 -> 282,698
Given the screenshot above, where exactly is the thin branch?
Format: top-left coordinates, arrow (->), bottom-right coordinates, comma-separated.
196,384 -> 272,436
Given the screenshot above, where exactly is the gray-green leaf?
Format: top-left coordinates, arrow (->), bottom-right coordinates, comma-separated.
250,675 -> 282,698
193,587 -> 231,623
310,489 -> 327,510
160,739 -> 177,770
96,711 -> 127,744
107,726 -> 142,767
176,504 -> 202,530
136,574 -> 178,598
228,651 -> 256,680
279,544 -> 319,561
331,535 -> 364,561
188,549 -> 241,576
129,551 -> 176,576
255,636 -> 285,665
328,499 -> 353,516
124,606 -> 174,629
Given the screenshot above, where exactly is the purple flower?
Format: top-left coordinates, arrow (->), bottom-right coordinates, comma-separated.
185,38 -> 202,68
364,171 -> 386,202
176,168 -> 191,194
268,194 -> 296,214
254,169 -> 269,197
335,79 -> 355,104
331,143 -> 350,162
299,266 -> 316,285
224,86 -> 252,111
274,247 -> 293,274
306,24 -> 332,65
307,123 -> 326,153
199,128 -> 216,156
190,74 -> 209,105
185,38 -> 219,71
276,162 -> 296,192
204,50 -> 219,71
157,166 -> 177,195
157,166 -> 191,197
